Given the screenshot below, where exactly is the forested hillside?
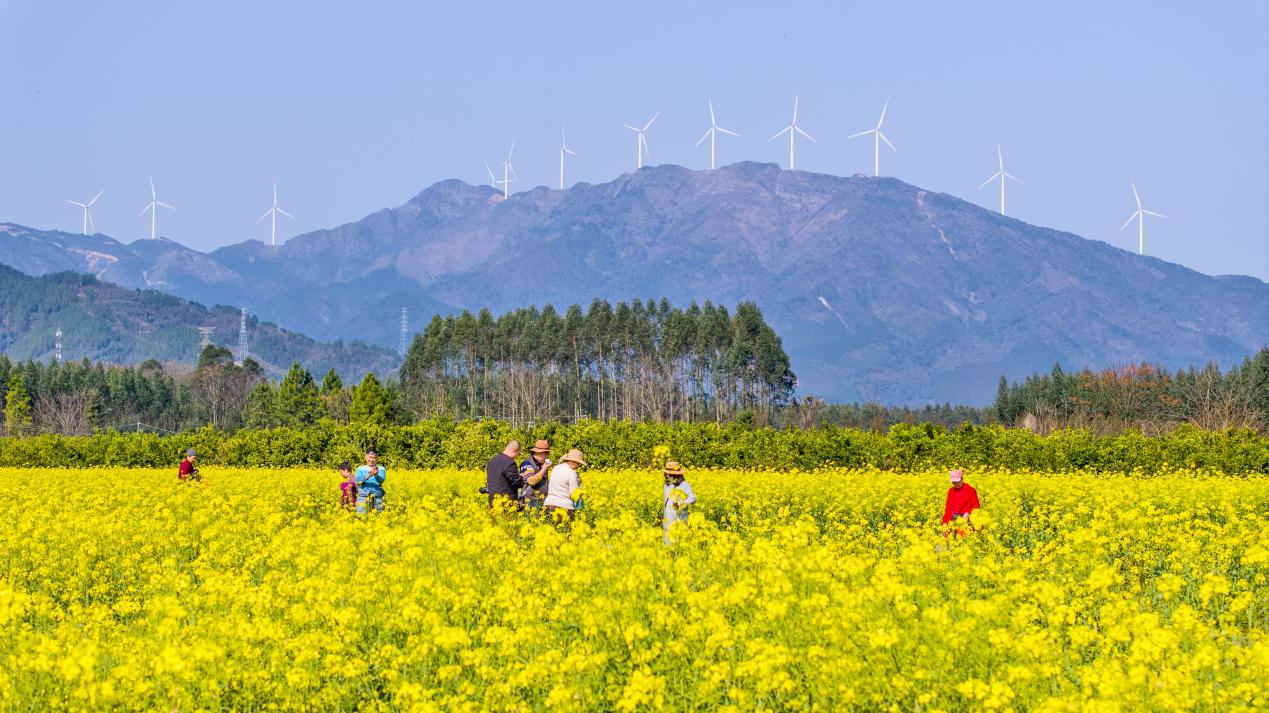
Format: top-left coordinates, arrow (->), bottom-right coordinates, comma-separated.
0,264 -> 397,379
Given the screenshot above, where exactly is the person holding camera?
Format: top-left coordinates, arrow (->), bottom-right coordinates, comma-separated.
518,439 -> 553,510
485,440 -> 525,513
354,449 -> 387,515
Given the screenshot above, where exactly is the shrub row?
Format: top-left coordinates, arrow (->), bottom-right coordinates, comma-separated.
1,420 -> 1267,475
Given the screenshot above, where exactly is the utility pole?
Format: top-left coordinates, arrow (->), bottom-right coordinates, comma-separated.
54,327 -> 63,362
398,307 -> 409,356
197,326 -> 215,349
237,308 -> 249,365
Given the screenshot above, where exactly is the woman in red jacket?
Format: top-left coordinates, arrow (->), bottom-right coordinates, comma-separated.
942,469 -> 980,534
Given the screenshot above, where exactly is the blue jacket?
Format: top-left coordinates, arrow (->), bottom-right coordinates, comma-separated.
355,465 -> 386,496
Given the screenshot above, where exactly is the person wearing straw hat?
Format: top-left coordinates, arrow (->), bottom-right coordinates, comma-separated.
942,469 -> 980,534
662,461 -> 696,544
518,439 -> 553,511
543,449 -> 585,523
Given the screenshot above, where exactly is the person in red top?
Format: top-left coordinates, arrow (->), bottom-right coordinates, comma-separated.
942,469 -> 979,531
178,448 -> 201,482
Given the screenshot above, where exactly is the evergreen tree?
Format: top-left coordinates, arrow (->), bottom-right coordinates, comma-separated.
3,374 -> 32,436
242,383 -> 279,429
349,372 -> 393,426
276,362 -> 322,427
320,368 -> 350,422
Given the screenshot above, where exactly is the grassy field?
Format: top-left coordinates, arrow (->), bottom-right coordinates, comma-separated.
1,467 -> 1267,711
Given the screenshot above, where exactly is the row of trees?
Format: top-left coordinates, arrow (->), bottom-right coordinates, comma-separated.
400,299 -> 796,425
994,348 -> 1269,435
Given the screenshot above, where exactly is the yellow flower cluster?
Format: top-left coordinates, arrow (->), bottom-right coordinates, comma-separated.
1,467 -> 1266,711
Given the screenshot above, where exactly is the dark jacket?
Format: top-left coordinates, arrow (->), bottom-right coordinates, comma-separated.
485,453 -> 523,497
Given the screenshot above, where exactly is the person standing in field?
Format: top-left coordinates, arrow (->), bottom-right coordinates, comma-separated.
662,461 -> 696,544
355,449 -> 387,515
543,449 -> 585,524
338,461 -> 357,510
485,441 -> 525,513
518,439 -> 553,511
942,469 -> 980,535
178,448 -> 201,482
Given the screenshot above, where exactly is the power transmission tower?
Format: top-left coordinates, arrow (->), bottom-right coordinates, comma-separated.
237,308 -> 249,365
398,307 -> 409,356
197,326 -> 215,349
54,327 -> 63,362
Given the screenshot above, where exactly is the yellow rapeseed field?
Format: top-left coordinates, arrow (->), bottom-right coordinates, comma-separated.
1,467 -> 1267,712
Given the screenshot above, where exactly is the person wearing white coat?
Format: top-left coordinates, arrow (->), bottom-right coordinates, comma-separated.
544,449 -> 586,523
662,460 -> 695,544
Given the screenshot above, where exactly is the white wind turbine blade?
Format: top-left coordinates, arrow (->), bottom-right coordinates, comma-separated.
877,98 -> 890,128
791,93 -> 800,124
156,201 -> 176,210
771,126 -> 792,140
847,129 -> 874,139
88,190 -> 104,206
66,199 -> 87,208
694,127 -> 713,149
879,131 -> 897,153
796,126 -> 817,143
997,144 -> 1005,170
1119,211 -> 1141,232
137,203 -> 153,219
642,111 -> 661,132
640,132 -> 651,161
149,177 -> 156,200
87,213 -> 95,233
1142,210 -> 1168,219
1131,181 -> 1142,209
708,97 -> 716,126
256,209 -> 273,222
1004,171 -> 1025,185
716,127 -> 741,138
276,208 -> 294,219
977,172 -> 1002,190
563,146 -> 576,156
507,139 -> 516,162
484,161 -> 496,183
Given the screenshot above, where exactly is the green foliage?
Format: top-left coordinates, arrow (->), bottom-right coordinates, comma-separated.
0,420 -> 1265,475
276,363 -> 322,428
242,383 -> 279,430
3,374 -> 32,437
349,373 -> 392,426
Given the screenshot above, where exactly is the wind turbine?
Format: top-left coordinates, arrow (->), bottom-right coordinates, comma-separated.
1119,181 -> 1167,255
694,97 -> 742,170
976,144 -> 1024,216
483,161 -> 498,188
136,177 -> 176,240
623,112 -> 660,169
65,190 -> 104,235
256,181 -> 293,247
499,140 -> 518,199
770,93 -> 815,170
559,127 -> 576,189
848,98 -> 897,176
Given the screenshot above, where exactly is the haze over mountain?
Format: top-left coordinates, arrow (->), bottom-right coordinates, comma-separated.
2,162 -> 1266,404
0,264 -> 398,380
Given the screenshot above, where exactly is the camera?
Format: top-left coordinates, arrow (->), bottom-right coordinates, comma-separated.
479,486 -> 489,495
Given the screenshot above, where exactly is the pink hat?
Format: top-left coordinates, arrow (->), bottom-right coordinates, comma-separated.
949,469 -> 964,483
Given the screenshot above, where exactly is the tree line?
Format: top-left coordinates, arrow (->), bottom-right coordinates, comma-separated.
994,348 -> 1269,435
399,298 -> 797,424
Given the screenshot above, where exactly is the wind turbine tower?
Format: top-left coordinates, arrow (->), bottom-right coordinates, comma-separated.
976,144 -> 1024,216
559,128 -> 576,189
256,181 -> 293,247
694,98 -> 742,170
137,177 -> 176,240
770,93 -> 815,170
1119,181 -> 1168,256
624,112 -> 660,169
65,190 -> 104,235
848,98 -> 898,177
398,307 -> 409,356
499,141 -> 518,200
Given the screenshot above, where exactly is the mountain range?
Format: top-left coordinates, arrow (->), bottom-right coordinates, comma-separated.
2,161 -> 1266,404
0,264 -> 398,380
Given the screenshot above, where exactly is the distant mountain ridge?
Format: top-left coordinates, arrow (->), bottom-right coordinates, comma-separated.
0,264 -> 398,380
2,161 -> 1266,404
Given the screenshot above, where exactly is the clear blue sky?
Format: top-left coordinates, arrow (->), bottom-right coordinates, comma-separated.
3,1 -> 1266,279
